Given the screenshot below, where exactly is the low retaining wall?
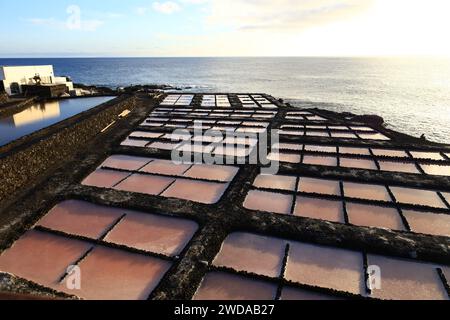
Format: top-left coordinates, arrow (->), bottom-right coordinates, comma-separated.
0,95 -> 137,206
0,93 -> 8,104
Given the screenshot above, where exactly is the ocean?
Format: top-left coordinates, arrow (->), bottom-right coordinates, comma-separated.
1,57 -> 449,144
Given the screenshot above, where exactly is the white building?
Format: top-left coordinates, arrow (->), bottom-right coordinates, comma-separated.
0,65 -> 74,96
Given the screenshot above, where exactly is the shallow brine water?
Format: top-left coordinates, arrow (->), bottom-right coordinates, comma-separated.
0,96 -> 114,147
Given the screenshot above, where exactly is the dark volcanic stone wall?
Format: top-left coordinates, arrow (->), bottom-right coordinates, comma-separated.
0,93 -> 7,104
0,95 -> 137,207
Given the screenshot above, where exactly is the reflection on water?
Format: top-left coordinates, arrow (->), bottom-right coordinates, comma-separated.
12,101 -> 61,127
0,96 -> 114,147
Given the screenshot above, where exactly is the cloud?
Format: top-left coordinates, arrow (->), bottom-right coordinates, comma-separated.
152,1 -> 182,14
206,0 -> 374,31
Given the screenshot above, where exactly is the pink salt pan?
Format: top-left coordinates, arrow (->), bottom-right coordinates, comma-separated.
409,151 -> 444,161
419,164 -> 450,177
272,143 -> 303,151
340,158 -> 378,170
223,136 -> 258,146
390,187 -> 447,208
305,125 -> 326,130
105,211 -> 198,256
129,131 -> 163,139
371,149 -> 409,158
162,179 -> 229,204
285,242 -> 364,295
402,210 -> 450,238
214,145 -> 251,158
328,126 -> 348,130
243,190 -> 293,215
148,142 -> 179,151
268,152 -> 301,164
82,169 -> 130,188
339,147 -> 371,156
298,177 -> 341,196
114,174 -> 175,196
358,133 -> 390,141
183,164 -> 239,182
367,254 -> 448,300
236,127 -> 265,134
278,130 -> 304,137
0,230 -> 92,288
306,131 -> 329,137
178,143 -> 215,154
350,126 -> 373,132
302,155 -> 338,167
141,121 -> 164,127
346,203 -> 405,231
253,174 -> 297,191
343,182 -> 392,202
140,159 -> 192,176
213,232 -> 286,278
120,138 -> 150,147
304,145 -> 337,153
194,272 -> 277,300
37,200 -> 125,239
281,287 -> 341,300
100,155 -> 152,171
293,196 -> 345,223
330,132 -> 358,139
61,246 -> 171,300
378,161 -> 420,174
443,192 -> 450,204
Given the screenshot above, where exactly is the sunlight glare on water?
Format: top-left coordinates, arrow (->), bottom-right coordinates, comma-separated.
1,57 -> 449,143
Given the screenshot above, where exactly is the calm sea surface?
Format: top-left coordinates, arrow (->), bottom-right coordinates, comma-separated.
1,57 -> 449,143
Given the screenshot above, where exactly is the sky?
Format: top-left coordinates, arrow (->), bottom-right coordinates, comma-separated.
1,0 -> 450,57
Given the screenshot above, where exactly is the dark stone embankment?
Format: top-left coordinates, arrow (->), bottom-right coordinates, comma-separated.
0,272 -> 75,300
75,83 -> 186,94
120,84 -> 187,93
0,93 -> 8,105
73,83 -> 117,95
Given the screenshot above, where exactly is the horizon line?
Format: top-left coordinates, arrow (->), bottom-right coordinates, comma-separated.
1,54 -> 450,59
